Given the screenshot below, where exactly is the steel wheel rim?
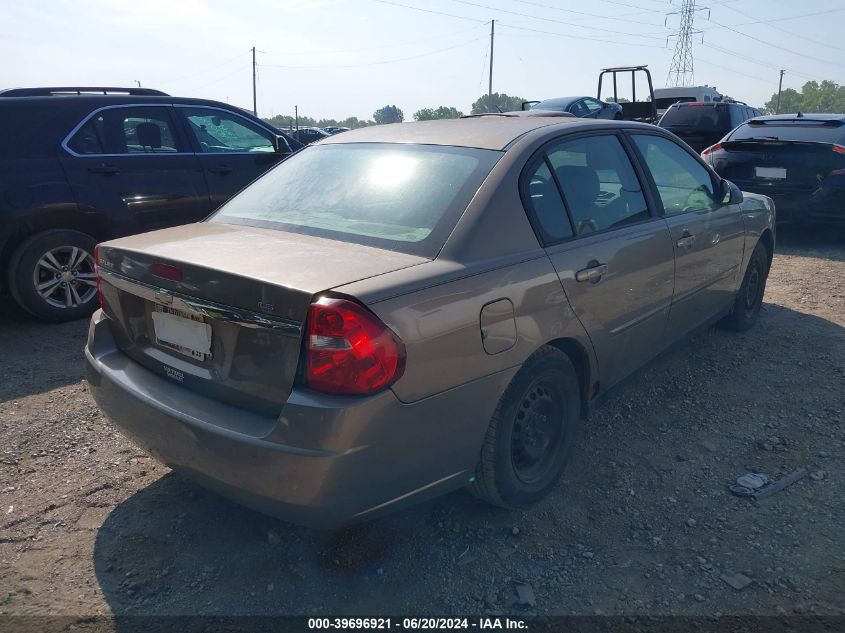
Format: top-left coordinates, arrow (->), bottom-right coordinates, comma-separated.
33,246 -> 97,309
510,376 -> 565,485
745,263 -> 761,311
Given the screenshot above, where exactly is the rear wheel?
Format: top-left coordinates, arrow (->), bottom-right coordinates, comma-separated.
8,229 -> 99,322
471,346 -> 581,508
719,241 -> 769,332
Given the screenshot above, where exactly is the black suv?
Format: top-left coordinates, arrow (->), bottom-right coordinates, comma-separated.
0,87 -> 302,321
658,101 -> 763,154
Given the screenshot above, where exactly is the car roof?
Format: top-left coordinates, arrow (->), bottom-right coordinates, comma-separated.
319,117 -> 641,151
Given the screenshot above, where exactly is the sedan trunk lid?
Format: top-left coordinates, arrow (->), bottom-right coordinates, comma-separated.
97,222 -> 427,414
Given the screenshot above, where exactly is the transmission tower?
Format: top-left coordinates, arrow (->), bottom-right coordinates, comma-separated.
666,0 -> 707,87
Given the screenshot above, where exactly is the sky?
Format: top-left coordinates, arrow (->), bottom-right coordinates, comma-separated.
2,0 -> 844,121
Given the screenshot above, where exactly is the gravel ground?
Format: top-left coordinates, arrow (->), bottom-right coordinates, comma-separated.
1,227 -> 843,622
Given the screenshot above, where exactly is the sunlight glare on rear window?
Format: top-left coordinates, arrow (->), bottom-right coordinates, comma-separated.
367,154 -> 417,188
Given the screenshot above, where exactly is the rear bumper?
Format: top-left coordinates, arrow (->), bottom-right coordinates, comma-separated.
84,311 -> 515,528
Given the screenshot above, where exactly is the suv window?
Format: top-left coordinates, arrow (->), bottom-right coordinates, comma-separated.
660,104 -> 728,131
632,134 -> 720,216
180,107 -> 274,153
546,135 -> 650,235
67,106 -> 182,155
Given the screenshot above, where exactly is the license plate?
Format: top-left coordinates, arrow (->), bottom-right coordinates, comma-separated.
755,166 -> 786,180
152,305 -> 212,361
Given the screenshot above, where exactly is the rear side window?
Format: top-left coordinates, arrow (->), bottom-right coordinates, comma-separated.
211,143 -> 500,257
544,135 -> 650,236
67,106 -> 182,155
660,105 -> 729,131
523,160 -> 574,243
729,120 -> 845,144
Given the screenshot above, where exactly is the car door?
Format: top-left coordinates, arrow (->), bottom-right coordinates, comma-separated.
630,133 -> 746,341
523,133 -> 676,388
175,105 -> 287,211
60,104 -> 211,234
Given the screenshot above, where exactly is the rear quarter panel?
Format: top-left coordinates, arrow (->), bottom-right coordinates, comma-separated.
738,192 -> 776,275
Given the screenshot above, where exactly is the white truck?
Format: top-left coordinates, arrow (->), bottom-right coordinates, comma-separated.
653,85 -> 723,116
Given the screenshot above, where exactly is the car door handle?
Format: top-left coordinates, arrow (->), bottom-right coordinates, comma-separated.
575,263 -> 608,283
88,164 -> 119,175
676,233 -> 696,248
207,165 -> 232,174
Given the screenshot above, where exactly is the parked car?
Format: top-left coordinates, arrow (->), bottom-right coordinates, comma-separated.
530,96 -> 623,119
291,126 -> 332,144
86,116 -> 775,528
322,126 -> 350,135
659,101 -> 763,153
703,113 -> 845,224
0,86 -> 300,322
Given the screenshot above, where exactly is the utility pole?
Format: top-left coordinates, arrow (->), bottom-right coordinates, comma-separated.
776,69 -> 785,114
488,20 -> 495,109
295,105 -> 299,131
252,46 -> 257,116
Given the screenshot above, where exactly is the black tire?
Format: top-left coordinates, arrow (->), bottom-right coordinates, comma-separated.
7,229 -> 99,322
719,240 -> 769,332
471,346 -> 581,508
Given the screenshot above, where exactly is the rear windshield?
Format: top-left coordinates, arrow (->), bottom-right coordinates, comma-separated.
728,120 -> 845,144
211,143 -> 500,257
660,105 -> 728,130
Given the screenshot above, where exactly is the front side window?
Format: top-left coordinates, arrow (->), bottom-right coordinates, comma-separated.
180,107 -> 274,153
568,100 -> 588,117
211,143 -> 500,257
67,106 -> 181,155
546,135 -> 650,235
632,134 -> 720,216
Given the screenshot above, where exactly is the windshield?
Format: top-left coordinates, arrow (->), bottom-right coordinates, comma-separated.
211,143 -> 501,257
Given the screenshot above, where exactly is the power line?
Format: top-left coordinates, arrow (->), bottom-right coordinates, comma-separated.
511,0 -> 668,29
370,0 -> 486,22
448,0 -> 667,41
257,35 -> 486,69
704,15 -> 845,70
701,42 -> 814,80
496,22 -> 665,49
715,2 -> 845,55
158,50 -> 251,85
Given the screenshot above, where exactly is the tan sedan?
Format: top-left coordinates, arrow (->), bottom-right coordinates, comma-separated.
85,116 -> 775,527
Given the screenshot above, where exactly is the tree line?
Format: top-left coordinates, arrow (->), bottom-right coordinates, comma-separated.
261,81 -> 845,130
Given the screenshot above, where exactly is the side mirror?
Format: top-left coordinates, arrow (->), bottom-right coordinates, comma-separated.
721,179 -> 743,205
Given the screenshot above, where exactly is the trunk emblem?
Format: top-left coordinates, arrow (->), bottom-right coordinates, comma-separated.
155,291 -> 173,305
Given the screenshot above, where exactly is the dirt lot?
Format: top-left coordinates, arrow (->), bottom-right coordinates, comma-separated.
1,227 -> 843,623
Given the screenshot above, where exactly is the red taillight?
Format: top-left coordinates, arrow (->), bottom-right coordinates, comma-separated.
833,144 -> 845,155
93,244 -> 103,308
304,297 -> 406,396
701,143 -> 722,156
151,262 -> 183,281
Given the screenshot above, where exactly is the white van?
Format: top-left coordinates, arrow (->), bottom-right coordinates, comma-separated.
653,86 -> 723,115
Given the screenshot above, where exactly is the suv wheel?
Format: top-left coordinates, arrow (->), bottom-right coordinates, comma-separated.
8,229 -> 99,322
471,346 -> 581,508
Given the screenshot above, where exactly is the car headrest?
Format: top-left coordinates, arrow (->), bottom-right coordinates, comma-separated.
554,166 -> 600,205
136,122 -> 162,148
